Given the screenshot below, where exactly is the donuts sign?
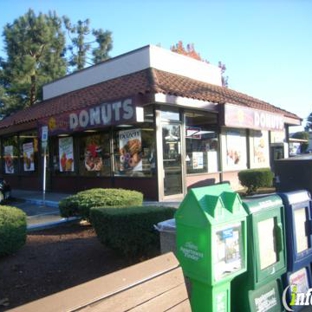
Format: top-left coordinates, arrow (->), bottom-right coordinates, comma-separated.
39,98 -> 137,135
69,98 -> 135,131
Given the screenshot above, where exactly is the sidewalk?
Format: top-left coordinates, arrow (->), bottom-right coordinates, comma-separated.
9,189 -> 181,231
11,189 -> 71,207
10,189 -> 76,231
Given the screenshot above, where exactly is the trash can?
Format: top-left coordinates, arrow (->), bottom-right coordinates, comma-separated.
155,218 -> 176,255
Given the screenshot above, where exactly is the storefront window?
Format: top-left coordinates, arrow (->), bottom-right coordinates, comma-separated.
185,112 -> 219,174
79,132 -> 111,176
19,131 -> 38,174
2,136 -> 18,174
161,110 -> 180,121
114,125 -> 155,177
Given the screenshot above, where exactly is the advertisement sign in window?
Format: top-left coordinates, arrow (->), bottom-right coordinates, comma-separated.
23,142 -> 35,171
84,139 -> 103,172
59,137 -> 74,172
192,152 -> 203,169
119,129 -> 142,172
4,145 -> 14,174
226,130 -> 246,167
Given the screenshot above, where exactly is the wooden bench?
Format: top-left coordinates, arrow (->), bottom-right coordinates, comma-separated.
10,252 -> 191,312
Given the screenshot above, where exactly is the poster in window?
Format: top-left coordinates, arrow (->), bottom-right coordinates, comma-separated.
253,131 -> 267,164
59,137 -> 74,172
192,152 -> 203,169
4,145 -> 14,174
226,130 -> 244,166
84,139 -> 103,171
119,129 -> 142,171
23,142 -> 35,171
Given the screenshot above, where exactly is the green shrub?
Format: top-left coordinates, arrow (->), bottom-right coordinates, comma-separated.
90,205 -> 176,260
0,205 -> 27,257
238,168 -> 274,194
59,188 -> 143,220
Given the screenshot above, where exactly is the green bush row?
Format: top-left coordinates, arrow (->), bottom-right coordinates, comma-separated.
0,205 -> 27,257
59,188 -> 143,220
238,168 -> 274,194
90,205 -> 176,260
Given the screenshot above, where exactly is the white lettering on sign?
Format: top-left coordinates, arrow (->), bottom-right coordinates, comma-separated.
254,111 -> 284,131
69,98 -> 134,130
255,288 -> 277,311
180,241 -> 204,261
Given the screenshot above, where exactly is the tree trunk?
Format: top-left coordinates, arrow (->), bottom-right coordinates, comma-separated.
29,75 -> 36,106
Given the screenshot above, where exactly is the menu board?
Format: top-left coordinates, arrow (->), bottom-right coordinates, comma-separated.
294,208 -> 308,253
214,223 -> 243,281
258,218 -> 277,270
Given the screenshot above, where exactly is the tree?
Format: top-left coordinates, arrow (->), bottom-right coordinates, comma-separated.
0,9 -> 67,114
0,10 -> 113,116
291,131 -> 309,153
63,17 -> 91,70
170,41 -> 229,87
305,112 -> 312,132
63,17 -> 113,71
170,41 -> 202,61
91,29 -> 113,64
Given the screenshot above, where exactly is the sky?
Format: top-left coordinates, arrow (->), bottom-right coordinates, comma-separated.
0,0 -> 311,132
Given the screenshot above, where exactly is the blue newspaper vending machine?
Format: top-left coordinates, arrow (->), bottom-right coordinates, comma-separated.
278,190 -> 312,311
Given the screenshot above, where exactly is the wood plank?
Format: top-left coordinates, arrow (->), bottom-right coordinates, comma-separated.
166,300 -> 192,312
128,283 -> 191,312
80,268 -> 186,312
10,253 -> 180,312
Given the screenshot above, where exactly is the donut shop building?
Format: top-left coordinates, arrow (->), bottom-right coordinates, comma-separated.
0,45 -> 301,201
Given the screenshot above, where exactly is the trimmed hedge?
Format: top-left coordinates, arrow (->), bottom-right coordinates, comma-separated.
59,188 -> 143,220
238,168 -> 274,194
90,205 -> 176,260
0,205 -> 27,257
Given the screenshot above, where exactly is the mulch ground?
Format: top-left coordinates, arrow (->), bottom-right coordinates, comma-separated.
0,222 -> 138,311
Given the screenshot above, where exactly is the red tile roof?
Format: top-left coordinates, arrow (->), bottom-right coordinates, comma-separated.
0,68 -> 301,131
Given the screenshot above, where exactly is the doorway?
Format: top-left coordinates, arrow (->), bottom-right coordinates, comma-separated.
161,124 -> 183,198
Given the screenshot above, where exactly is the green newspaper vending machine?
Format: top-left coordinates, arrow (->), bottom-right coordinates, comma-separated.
175,183 -> 247,312
231,194 -> 287,312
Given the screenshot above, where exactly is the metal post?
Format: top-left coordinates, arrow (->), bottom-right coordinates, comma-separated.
43,146 -> 46,206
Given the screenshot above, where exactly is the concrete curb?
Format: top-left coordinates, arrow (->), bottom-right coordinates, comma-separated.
24,198 -> 59,208
27,217 -> 80,232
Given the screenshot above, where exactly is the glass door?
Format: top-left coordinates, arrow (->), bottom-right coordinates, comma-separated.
162,124 -> 183,197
